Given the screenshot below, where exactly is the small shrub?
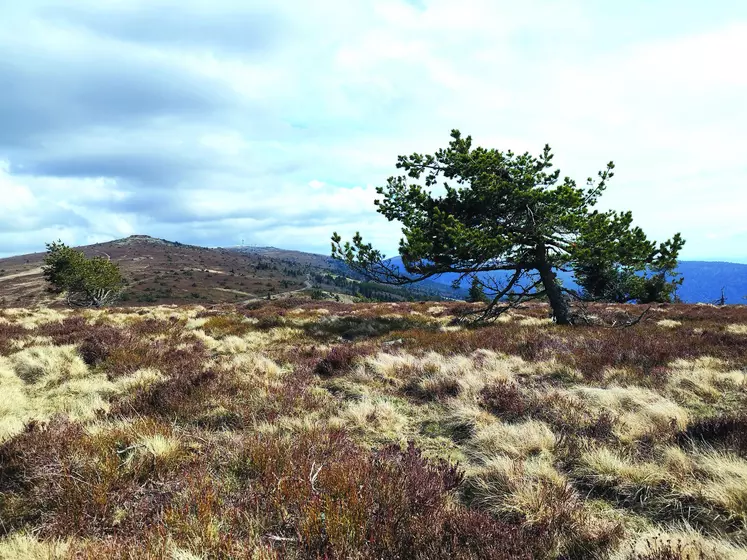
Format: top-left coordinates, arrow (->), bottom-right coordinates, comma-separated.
679,413 -> 747,457
0,419 -> 198,537
479,381 -> 532,422
315,344 -> 372,377
0,322 -> 28,355
77,326 -> 132,367
304,315 -> 432,341
201,314 -> 252,338
229,431 -> 534,559
102,338 -> 207,380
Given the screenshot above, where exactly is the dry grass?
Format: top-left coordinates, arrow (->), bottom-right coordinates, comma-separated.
614,526 -> 747,560
0,342 -> 167,443
469,419 -> 557,459
0,533 -> 71,560
726,324 -> 747,335
1,302 -> 747,558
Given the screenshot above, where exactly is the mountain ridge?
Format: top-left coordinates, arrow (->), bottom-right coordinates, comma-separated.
1,235 -> 745,305
385,257 -> 747,304
0,235 -> 452,306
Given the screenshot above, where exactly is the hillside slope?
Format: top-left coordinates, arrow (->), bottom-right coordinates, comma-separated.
0,236 -> 315,307
0,236 -> 451,307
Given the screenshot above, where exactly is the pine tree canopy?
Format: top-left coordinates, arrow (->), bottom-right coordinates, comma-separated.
43,241 -> 124,307
332,130 -> 684,324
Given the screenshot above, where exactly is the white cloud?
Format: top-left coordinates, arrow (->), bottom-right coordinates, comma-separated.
0,0 -> 745,260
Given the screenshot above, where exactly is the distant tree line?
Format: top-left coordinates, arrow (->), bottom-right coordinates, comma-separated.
312,272 -> 442,302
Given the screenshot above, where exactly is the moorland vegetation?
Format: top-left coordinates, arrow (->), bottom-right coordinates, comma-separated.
1,300 -> 746,559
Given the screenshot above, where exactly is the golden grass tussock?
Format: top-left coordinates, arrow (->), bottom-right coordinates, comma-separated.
136,433 -> 182,461
185,316 -> 210,330
441,400 -> 496,439
573,386 -> 688,441
469,419 -> 556,460
363,349 -> 540,398
577,445 -> 747,525
522,357 -> 582,381
115,367 -> 167,392
330,396 -> 408,441
695,451 -> 747,516
660,445 -> 697,479
191,326 -> 302,353
170,547 -> 205,560
517,316 -> 553,327
468,454 -> 563,515
214,334 -> 251,354
217,353 -> 283,379
0,533 -> 71,560
467,453 -> 622,557
7,335 -> 55,351
9,344 -> 88,384
726,323 -> 747,335
8,307 -> 68,330
575,447 -> 670,489
667,357 -> 745,402
614,525 -> 747,560
0,345 -> 165,442
656,319 -> 682,328
359,352 -> 421,385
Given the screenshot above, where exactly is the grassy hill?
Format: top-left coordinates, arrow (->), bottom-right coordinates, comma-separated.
0,235 -> 309,307
0,236 -> 447,308
1,300 -> 746,558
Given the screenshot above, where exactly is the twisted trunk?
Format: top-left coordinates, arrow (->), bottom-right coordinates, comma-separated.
536,245 -> 572,325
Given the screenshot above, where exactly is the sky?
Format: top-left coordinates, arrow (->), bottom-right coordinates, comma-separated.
1,0 -> 746,261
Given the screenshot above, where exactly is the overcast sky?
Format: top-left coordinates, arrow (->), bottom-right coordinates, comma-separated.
1,0 -> 746,261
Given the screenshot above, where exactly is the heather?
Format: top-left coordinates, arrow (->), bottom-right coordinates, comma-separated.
1,301 -> 746,559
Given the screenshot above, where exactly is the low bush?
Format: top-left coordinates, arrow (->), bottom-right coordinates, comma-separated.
304,314 -> 433,341
679,412 -> 747,457
201,314 -> 252,338
102,337 -> 208,379
0,419 -> 198,538
77,326 -> 132,367
229,431 -> 534,559
478,384 -> 616,440
315,344 -> 373,377
479,380 -> 532,422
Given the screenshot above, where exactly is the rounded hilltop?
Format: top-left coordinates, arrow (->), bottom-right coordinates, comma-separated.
116,234 -> 171,245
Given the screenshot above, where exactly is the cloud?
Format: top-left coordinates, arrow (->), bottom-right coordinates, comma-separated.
0,0 -> 745,260
41,1 -> 286,54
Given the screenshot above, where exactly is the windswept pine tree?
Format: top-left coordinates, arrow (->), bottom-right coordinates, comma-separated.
332,130 -> 684,324
43,241 -> 124,307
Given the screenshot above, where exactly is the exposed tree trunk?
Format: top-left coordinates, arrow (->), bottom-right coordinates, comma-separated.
536,246 -> 572,325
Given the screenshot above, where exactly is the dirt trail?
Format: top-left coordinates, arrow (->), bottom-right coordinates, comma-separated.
240,276 -> 312,305
214,287 -> 257,298
0,267 -> 43,282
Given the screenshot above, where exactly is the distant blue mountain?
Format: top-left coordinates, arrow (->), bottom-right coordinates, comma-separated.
673,261 -> 747,304
386,257 -> 747,304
